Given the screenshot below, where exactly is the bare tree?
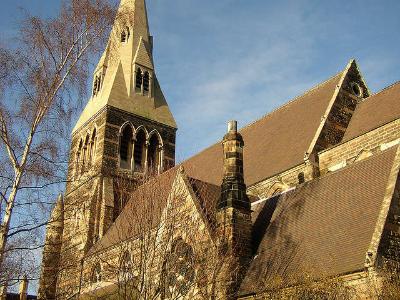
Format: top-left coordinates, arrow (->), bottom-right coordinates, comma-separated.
77,170 -> 239,300
0,0 -> 121,288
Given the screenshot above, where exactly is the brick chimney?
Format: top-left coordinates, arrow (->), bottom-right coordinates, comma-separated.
216,120 -> 252,298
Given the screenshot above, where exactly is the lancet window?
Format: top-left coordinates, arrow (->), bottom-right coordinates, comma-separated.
135,68 -> 143,92
121,27 -> 130,43
118,125 -> 163,174
119,125 -> 134,170
147,133 -> 161,173
143,71 -> 150,93
135,68 -> 152,95
134,129 -> 146,172
91,263 -> 102,284
92,74 -> 103,97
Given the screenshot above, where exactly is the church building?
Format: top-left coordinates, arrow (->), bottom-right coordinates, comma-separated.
38,0 -> 400,299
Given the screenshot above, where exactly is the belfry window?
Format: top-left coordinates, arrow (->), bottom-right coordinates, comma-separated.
143,71 -> 150,93
134,129 -> 146,172
92,74 -> 103,97
121,27 -> 130,43
135,68 -> 143,92
120,126 -> 133,170
147,134 -> 161,173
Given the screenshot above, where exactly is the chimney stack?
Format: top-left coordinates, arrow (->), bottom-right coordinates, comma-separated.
218,120 -> 250,210
216,121 -> 252,299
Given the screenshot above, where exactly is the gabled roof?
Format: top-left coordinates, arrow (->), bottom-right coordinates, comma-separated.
87,168 -> 177,256
342,81 -> 400,142
87,169 -> 221,256
183,71 -> 345,186
240,146 -> 400,296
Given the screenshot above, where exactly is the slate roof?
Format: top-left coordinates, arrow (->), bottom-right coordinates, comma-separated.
183,72 -> 343,186
342,81 -> 400,142
240,146 -> 399,296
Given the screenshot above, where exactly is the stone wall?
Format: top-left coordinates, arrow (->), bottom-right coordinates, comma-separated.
102,106 -> 176,173
379,175 -> 400,263
319,119 -> 400,173
247,163 -> 314,198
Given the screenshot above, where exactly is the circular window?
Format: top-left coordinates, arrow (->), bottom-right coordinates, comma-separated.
351,82 -> 362,97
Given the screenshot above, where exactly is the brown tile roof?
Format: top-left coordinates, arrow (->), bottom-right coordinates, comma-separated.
183,72 -> 343,186
188,177 -> 220,231
342,81 -> 400,142
87,168 -> 177,256
240,146 -> 399,296
87,171 -> 221,255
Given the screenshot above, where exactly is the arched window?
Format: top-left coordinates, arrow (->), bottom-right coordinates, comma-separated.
143,71 -> 150,93
93,78 -> 98,96
91,263 -> 102,284
121,27 -> 130,43
162,239 -> 195,298
134,129 -> 146,172
147,134 -> 162,173
119,251 -> 134,282
135,68 -> 143,92
119,126 -> 134,170
93,75 -> 102,97
82,135 -> 90,172
90,128 -> 97,165
75,139 -> 83,178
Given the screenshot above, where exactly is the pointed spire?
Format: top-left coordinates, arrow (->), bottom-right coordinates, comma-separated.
73,0 -> 177,133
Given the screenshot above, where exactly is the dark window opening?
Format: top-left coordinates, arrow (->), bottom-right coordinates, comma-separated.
121,27 -> 130,43
90,129 -> 97,164
135,68 -> 142,91
147,134 -> 160,173
134,130 -> 146,172
93,75 -> 102,96
120,126 -> 133,170
143,71 -> 150,92
91,263 -> 102,284
121,31 -> 127,42
351,82 -> 362,97
298,172 -> 305,184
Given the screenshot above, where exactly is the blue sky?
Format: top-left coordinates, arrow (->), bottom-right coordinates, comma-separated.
1,0 -> 399,162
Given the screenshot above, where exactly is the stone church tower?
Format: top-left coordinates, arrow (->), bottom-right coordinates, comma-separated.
38,0 -> 177,298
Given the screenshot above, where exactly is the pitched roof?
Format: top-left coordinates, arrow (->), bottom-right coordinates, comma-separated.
87,168 -> 177,256
87,170 -> 221,256
240,146 -> 399,296
342,81 -> 400,142
183,72 -> 344,186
